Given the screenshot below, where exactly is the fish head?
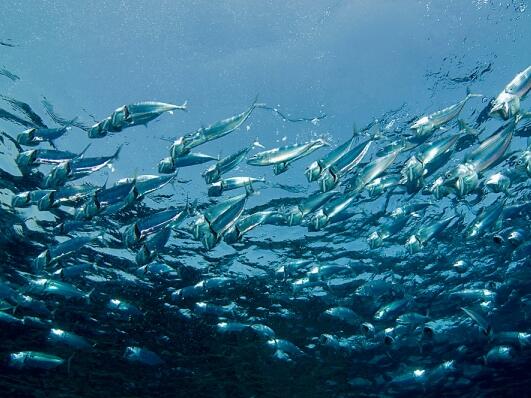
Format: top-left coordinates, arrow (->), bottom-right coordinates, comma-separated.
207,182 -> 223,197
200,229 -> 218,250
507,229 -> 525,247
287,208 -> 303,226
123,223 -> 141,248
273,162 -> 289,175
452,259 -> 469,273
305,161 -> 322,182
489,92 -> 519,120
192,217 -> 209,240
485,173 -> 510,193
46,162 -> 70,187
111,105 -> 129,126
405,235 -> 421,254
367,231 -> 383,249
360,322 -> 375,337
429,177 -> 450,199
33,249 -> 51,272
203,166 -> 220,184
37,191 -> 55,211
11,192 -> 31,208
16,150 -> 37,169
455,170 -> 479,198
318,171 -> 337,192
514,150 -> 531,176
170,137 -> 190,159
17,128 -> 36,145
135,245 -> 152,265
88,122 -> 106,139
158,157 -> 176,174
308,210 -> 328,231
82,196 -> 100,219
401,156 -> 424,190
223,226 -> 239,244
443,163 -> 478,197
410,117 -> 433,138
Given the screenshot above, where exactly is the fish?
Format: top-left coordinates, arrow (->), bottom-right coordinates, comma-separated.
490,66 -> 531,120
158,153 -> 217,174
16,144 -> 90,169
123,207 -> 188,247
305,133 -> 357,182
317,139 -> 372,192
203,146 -> 252,184
193,193 -> 248,249
410,90 -> 482,141
8,351 -> 64,370
208,176 -> 265,197
247,138 -> 328,175
33,235 -> 100,271
17,126 -> 69,146
405,214 -> 458,253
44,145 -> 123,187
170,101 -> 255,158
89,101 -> 187,138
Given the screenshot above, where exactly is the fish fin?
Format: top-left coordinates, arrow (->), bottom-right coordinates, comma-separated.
179,100 -> 188,112
49,140 -> 58,150
85,288 -> 96,304
112,144 -> 124,160
465,87 -> 483,99
79,143 -> 91,157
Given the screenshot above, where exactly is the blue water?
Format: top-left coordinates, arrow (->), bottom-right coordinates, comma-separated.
0,1 -> 530,397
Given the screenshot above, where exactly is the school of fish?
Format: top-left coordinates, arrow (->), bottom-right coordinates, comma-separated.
0,64 -> 530,396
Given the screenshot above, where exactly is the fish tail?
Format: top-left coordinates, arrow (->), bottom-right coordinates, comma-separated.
79,143 -> 91,157
112,144 -> 124,160
179,100 -> 188,112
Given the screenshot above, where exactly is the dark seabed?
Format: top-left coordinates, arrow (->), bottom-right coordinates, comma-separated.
0,1 -> 530,397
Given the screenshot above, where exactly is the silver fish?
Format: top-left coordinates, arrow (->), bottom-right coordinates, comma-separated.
344,149 -> 399,194
170,101 -> 255,158
318,140 -> 372,192
305,134 -> 357,182
405,215 -> 458,253
286,191 -> 338,226
247,138 -> 328,175
410,91 -> 481,140
203,146 -> 251,184
44,145 -> 122,187
490,66 -> 531,120
89,101 -> 186,138
158,153 -> 217,174
208,176 -> 265,197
